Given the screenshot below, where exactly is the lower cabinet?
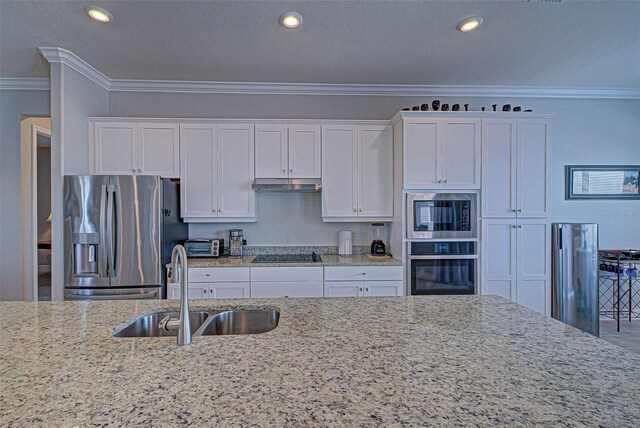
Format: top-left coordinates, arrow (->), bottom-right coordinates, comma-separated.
325,281 -> 403,297
168,282 -> 250,299
324,266 -> 404,297
481,219 -> 550,314
250,267 -> 324,298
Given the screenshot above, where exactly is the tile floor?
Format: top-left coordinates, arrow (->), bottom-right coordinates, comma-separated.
600,319 -> 640,355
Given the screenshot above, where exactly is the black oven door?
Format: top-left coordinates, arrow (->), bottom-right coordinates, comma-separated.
410,256 -> 476,295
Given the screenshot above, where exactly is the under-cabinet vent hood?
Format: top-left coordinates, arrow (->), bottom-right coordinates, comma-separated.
252,178 -> 322,193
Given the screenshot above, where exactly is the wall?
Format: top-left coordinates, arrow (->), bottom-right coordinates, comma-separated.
0,89 -> 50,300
110,93 -> 640,248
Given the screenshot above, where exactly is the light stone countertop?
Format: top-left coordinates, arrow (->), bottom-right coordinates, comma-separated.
187,254 -> 403,268
1,296 -> 639,426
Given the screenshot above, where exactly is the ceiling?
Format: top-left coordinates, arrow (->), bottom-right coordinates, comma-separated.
1,0 -> 639,88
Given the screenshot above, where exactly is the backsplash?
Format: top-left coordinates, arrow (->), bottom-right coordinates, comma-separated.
241,245 -> 369,256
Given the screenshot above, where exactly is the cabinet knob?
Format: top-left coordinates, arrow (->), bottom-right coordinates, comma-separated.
203,289 -> 207,293
365,287 -> 369,292
512,209 -> 517,212
518,225 -> 523,228
517,209 -> 523,212
359,287 -> 363,292
361,272 -> 367,275
353,208 -> 357,212
512,225 -> 517,228
138,168 -> 142,173
359,208 -> 362,212
283,169 -> 286,173
131,168 -> 136,173
444,179 -> 448,183
438,179 -> 442,183
290,168 -> 293,173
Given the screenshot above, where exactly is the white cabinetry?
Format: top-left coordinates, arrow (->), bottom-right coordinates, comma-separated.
482,119 -> 549,218
255,124 -> 321,178
481,219 -> 550,315
180,124 -> 256,222
324,266 -> 403,297
93,121 -> 179,177
403,118 -> 480,189
322,125 -> 393,220
170,267 -> 250,299
250,267 -> 324,298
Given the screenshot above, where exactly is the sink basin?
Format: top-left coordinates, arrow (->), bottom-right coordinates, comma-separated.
113,309 -> 279,338
113,310 -> 209,338
197,309 -> 280,336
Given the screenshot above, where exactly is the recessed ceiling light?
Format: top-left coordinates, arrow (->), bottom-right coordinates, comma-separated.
83,5 -> 113,23
279,11 -> 302,29
457,16 -> 483,32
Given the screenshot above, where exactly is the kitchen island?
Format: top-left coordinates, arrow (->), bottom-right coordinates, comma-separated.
1,296 -> 639,426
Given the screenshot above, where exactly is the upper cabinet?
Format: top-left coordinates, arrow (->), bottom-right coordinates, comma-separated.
180,123 -> 256,222
403,118 -> 480,190
255,124 -> 321,178
482,118 -> 549,218
93,121 -> 179,178
322,124 -> 393,220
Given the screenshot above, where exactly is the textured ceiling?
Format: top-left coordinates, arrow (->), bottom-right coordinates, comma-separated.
1,0 -> 639,87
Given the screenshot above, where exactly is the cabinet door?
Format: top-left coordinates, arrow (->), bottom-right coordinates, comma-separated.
482,119 -> 517,218
251,281 -> 324,298
517,120 -> 549,218
167,283 -> 180,299
255,124 -> 287,178
180,124 -> 217,217
288,125 -> 321,178
517,219 -> 550,315
217,124 -> 255,218
481,219 -> 517,301
404,119 -> 441,189
321,125 -> 358,217
324,281 -> 362,297
94,122 -> 137,175
188,283 -> 210,300
442,119 -> 480,189
210,282 -> 250,299
364,281 -> 403,297
358,125 -> 393,217
137,123 -> 180,177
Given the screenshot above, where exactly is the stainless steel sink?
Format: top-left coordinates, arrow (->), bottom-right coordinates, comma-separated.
113,309 -> 279,338
113,311 -> 210,338
196,309 -> 280,336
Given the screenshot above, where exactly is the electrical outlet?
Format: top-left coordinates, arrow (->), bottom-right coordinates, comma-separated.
354,227 -> 362,238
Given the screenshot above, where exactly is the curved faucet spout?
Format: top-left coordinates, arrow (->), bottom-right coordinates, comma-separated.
171,244 -> 191,345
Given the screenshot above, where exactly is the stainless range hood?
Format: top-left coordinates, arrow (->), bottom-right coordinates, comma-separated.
252,178 -> 322,193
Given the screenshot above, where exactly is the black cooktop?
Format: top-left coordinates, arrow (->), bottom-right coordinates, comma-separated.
251,253 -> 322,263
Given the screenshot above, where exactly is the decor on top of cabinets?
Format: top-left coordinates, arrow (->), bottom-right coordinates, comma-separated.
180,123 -> 256,222
92,121 -> 180,178
432,100 -> 440,111
321,124 -> 393,221
255,124 -> 321,179
420,104 -> 429,111
402,117 -> 481,189
565,165 -> 639,200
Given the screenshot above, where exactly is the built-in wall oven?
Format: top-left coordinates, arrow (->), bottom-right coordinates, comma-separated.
407,193 -> 477,240
408,241 -> 477,295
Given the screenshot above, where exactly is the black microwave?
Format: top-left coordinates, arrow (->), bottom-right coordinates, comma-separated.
406,193 -> 477,239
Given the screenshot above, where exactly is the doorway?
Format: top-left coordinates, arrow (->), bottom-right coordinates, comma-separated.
20,117 -> 52,301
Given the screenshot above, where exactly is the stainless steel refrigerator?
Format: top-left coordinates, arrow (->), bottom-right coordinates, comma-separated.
551,223 -> 599,336
64,176 -> 188,300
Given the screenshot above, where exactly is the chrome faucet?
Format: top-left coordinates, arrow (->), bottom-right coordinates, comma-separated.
160,244 -> 191,345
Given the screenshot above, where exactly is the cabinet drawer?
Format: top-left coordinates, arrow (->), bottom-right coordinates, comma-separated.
324,266 -> 403,281
251,281 -> 324,298
250,267 -> 323,282
187,267 -> 250,283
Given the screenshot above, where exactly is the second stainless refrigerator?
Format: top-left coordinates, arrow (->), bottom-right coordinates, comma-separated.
64,175 -> 188,300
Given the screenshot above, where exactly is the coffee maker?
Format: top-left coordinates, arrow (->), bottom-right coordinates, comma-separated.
228,229 -> 245,258
370,223 -> 387,256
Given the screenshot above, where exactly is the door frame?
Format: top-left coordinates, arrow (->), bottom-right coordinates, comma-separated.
20,118 -> 52,301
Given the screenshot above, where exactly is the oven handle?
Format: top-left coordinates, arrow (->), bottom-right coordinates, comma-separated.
409,255 -> 478,260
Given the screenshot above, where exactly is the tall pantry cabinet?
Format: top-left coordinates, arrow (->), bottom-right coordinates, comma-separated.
480,118 -> 551,315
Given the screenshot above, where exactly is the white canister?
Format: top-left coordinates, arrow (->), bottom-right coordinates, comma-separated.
338,230 -> 353,256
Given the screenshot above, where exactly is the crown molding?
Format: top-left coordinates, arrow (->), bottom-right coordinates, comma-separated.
29,47 -> 640,99
38,47 -> 110,90
0,78 -> 50,91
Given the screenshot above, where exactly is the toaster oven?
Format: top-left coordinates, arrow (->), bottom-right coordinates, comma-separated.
184,239 -> 224,258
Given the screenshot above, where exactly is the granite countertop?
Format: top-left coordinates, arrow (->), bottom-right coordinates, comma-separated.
2,296 -> 639,426
187,254 -> 403,268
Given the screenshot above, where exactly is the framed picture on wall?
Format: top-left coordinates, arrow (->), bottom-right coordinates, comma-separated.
565,165 -> 640,200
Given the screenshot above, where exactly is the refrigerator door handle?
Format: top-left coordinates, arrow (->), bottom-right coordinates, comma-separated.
106,184 -> 116,278
65,291 -> 159,300
99,184 -> 108,278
